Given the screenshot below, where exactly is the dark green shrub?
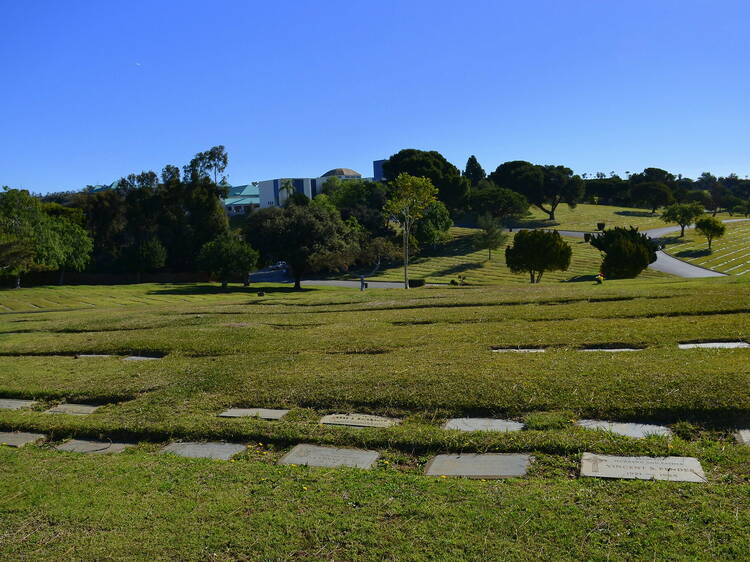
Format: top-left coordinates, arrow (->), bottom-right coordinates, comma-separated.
408,279 -> 426,288
590,227 -> 658,279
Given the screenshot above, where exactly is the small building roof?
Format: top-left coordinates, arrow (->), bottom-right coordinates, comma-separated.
321,168 -> 361,178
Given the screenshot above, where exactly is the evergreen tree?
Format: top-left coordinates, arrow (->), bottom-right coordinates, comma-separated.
464,155 -> 486,186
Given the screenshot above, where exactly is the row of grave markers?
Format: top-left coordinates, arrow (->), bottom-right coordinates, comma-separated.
2,399 -> 748,443
492,341 -> 750,353
0,431 -> 720,483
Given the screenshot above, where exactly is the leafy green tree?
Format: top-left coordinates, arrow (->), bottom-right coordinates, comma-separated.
463,155 -> 486,186
472,214 -> 507,260
630,182 -> 674,214
184,145 -> 229,185
695,216 -> 726,249
245,204 -> 359,290
505,229 -> 572,283
412,200 -> 452,248
127,238 -> 167,282
661,202 -> 704,237
735,199 -> 750,217
198,234 -> 258,288
489,162 -> 583,221
323,177 -> 389,235
469,179 -> 529,221
382,149 -> 469,213
384,173 -> 438,289
589,227 -> 658,278
50,217 -> 93,284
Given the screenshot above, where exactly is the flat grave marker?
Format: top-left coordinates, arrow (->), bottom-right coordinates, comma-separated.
0,398 -> 37,410
45,403 -> 101,416
576,419 -> 671,438
56,439 -> 134,454
76,354 -> 114,359
425,453 -> 531,479
161,441 -> 246,460
279,444 -> 379,469
678,341 -> 749,350
736,429 -> 750,445
219,407 -> 289,420
123,355 -> 161,361
580,453 -> 706,482
0,431 -> 46,448
320,413 -> 399,428
443,418 -> 524,433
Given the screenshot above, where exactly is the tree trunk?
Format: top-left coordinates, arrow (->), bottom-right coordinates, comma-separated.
529,271 -> 535,284
403,221 -> 409,289
294,275 -> 302,290
488,247 -> 491,261
680,225 -> 686,237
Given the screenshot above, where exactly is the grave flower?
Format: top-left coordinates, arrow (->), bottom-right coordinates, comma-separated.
595,273 -> 605,284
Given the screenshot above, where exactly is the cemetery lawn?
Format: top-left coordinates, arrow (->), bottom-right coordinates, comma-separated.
1,280 -> 749,559
662,219 -> 750,276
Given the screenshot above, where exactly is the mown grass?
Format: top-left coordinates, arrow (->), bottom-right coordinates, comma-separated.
662,220 -> 750,275
1,280 -> 749,559
367,229 -> 669,284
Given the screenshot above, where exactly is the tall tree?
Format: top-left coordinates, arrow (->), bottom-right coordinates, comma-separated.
245,204 -> 359,290
695,216 -> 726,249
661,202 -> 704,237
489,161 -> 583,221
382,149 -> 469,213
463,155 -> 486,186
198,233 -> 258,288
472,214 -> 507,260
630,182 -> 674,214
469,179 -> 529,222
505,229 -> 572,283
384,173 -> 438,289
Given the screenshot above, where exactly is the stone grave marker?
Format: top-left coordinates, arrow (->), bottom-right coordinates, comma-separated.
736,429 -> 750,445
576,419 -> 671,438
424,453 -> 531,479
0,431 -> 46,448
580,453 -> 706,482
279,444 -> 379,469
0,398 -> 37,410
123,355 -> 161,361
45,403 -> 101,416
56,439 -> 133,454
219,407 -> 289,420
678,341 -> 749,349
443,418 -> 524,433
161,441 -> 246,460
320,413 -> 399,428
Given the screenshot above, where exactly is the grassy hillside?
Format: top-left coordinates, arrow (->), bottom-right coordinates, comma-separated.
0,280 -> 749,559
367,228 -> 668,285
662,220 -> 750,275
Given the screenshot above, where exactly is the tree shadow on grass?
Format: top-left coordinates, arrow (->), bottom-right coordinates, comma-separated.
675,249 -> 712,258
563,274 -> 599,283
430,261 -> 485,277
615,210 -> 654,218
148,284 -> 316,296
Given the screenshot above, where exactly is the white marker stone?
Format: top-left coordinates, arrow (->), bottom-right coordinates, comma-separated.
576,419 -> 671,438
0,431 -> 46,447
320,413 -> 399,428
424,453 -> 531,479
161,441 -> 246,460
0,398 -> 37,410
492,348 -> 545,353
443,418 -> 524,433
678,341 -> 750,349
279,444 -> 379,469
219,408 -> 289,420
580,453 -> 706,482
736,430 -> 750,445
56,439 -> 133,454
123,355 -> 161,361
45,403 -> 101,416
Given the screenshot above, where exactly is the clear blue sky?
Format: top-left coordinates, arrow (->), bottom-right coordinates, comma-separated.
2,1 -> 749,193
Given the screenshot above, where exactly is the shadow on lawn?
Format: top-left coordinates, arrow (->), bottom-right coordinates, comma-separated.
148,284 -> 316,296
614,210 -> 654,218
676,249 -> 712,258
430,261 -> 485,277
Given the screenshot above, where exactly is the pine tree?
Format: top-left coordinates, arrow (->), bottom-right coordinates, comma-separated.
464,155 -> 486,186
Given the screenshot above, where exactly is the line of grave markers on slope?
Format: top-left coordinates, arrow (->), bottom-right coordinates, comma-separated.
491,341 -> 750,352
1,402 -> 748,483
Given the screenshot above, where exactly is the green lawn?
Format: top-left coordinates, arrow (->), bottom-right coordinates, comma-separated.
366,228 -> 669,285
662,220 -> 750,275
0,280 -> 749,559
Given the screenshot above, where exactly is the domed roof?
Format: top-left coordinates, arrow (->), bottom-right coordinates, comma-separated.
321,168 -> 361,178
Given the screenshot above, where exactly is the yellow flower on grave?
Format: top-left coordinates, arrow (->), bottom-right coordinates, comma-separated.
440,475 -> 447,479
302,486 -> 308,491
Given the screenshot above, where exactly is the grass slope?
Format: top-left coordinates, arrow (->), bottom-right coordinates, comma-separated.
662,220 -> 750,275
0,280 -> 749,559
